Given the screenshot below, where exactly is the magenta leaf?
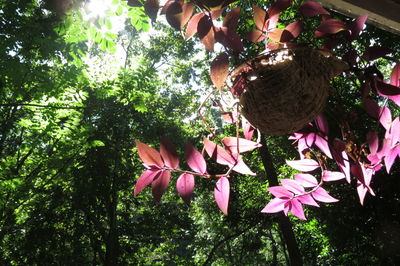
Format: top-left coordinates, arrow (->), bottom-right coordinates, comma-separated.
366,131 -> 379,155
299,1 -> 329,17
261,198 -> 288,213
214,177 -> 230,215
315,114 -> 329,135
280,179 -> 305,194
135,140 -> 164,168
231,158 -> 256,176
351,162 -> 375,205
375,78 -> 400,96
289,198 -> 306,220
176,173 -> 195,205
362,46 -> 392,61
160,137 -> 179,169
357,180 -> 369,206
185,143 -> 207,174
222,137 -> 261,153
379,106 -> 392,130
312,187 -> 339,203
286,159 -> 320,172
297,194 -> 319,207
390,62 -> 400,87
294,173 -> 318,188
134,169 -> 162,197
315,135 -> 333,159
384,146 -> 400,173
333,139 -> 351,183
204,138 -> 236,166
322,170 -> 345,182
210,52 -> 229,89
315,19 -> 346,36
348,14 -> 368,40
152,170 -> 171,204
268,186 -> 293,198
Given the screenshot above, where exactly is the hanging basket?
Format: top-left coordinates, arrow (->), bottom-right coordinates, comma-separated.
233,47 -> 348,135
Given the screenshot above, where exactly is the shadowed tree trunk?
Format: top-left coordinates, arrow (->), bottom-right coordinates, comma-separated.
259,135 -> 303,266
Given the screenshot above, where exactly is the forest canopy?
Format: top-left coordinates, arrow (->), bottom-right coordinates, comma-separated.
0,0 -> 400,265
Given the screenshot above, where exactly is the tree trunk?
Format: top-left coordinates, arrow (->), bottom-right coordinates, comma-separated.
259,135 -> 303,266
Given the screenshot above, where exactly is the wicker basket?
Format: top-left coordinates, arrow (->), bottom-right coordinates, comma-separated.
235,47 -> 348,135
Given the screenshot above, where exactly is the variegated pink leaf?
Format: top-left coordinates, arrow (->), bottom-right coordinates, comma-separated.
312,187 -> 339,203
185,143 -> 207,174
268,186 -> 293,198
136,140 -> 164,168
176,173 -> 195,205
286,159 -> 320,172
214,177 -> 230,215
280,179 -> 305,194
261,198 -> 288,213
152,170 -> 171,204
294,173 -> 318,188
134,169 -> 162,196
322,170 -> 345,182
289,198 -> 306,220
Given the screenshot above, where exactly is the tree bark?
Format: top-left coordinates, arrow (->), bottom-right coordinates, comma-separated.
259,135 -> 303,266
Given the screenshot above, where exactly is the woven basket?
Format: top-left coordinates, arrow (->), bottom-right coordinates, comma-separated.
235,47 -> 348,135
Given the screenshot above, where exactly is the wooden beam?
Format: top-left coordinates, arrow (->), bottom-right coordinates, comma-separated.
316,0 -> 400,35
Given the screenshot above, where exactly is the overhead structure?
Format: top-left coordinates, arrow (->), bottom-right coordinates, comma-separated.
317,0 -> 400,35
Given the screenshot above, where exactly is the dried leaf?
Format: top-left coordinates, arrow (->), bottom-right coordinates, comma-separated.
210,52 -> 229,89
214,177 -> 230,215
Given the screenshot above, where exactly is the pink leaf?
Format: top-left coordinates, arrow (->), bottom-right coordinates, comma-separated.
297,194 -> 319,207
231,158 -> 256,176
333,139 -> 351,183
294,173 -> 318,188
312,187 -> 339,203
242,117 -> 254,140
253,5 -> 268,31
289,198 -> 306,220
210,52 -> 229,89
152,170 -> 171,204
315,114 -> 329,135
351,162 -> 375,205
348,14 -> 368,40
286,159 -> 320,172
384,146 -> 400,173
135,140 -> 164,168
268,186 -> 293,198
222,137 -> 261,153
223,7 -> 240,30
366,131 -> 379,155
322,170 -> 345,182
375,78 -> 400,96
185,143 -> 207,174
281,179 -> 305,194
185,12 -> 204,40
299,1 -> 329,17
134,169 -> 162,196
214,177 -> 230,215
315,135 -> 333,159
379,106 -> 392,130
204,138 -> 236,166
357,180 -> 369,205
315,19 -> 346,36
268,0 -> 292,18
390,62 -> 400,87
221,112 -> 237,124
280,21 -> 303,42
268,28 -> 283,42
176,173 -> 195,205
362,46 -> 392,61
160,137 -> 179,169
261,198 -> 288,213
